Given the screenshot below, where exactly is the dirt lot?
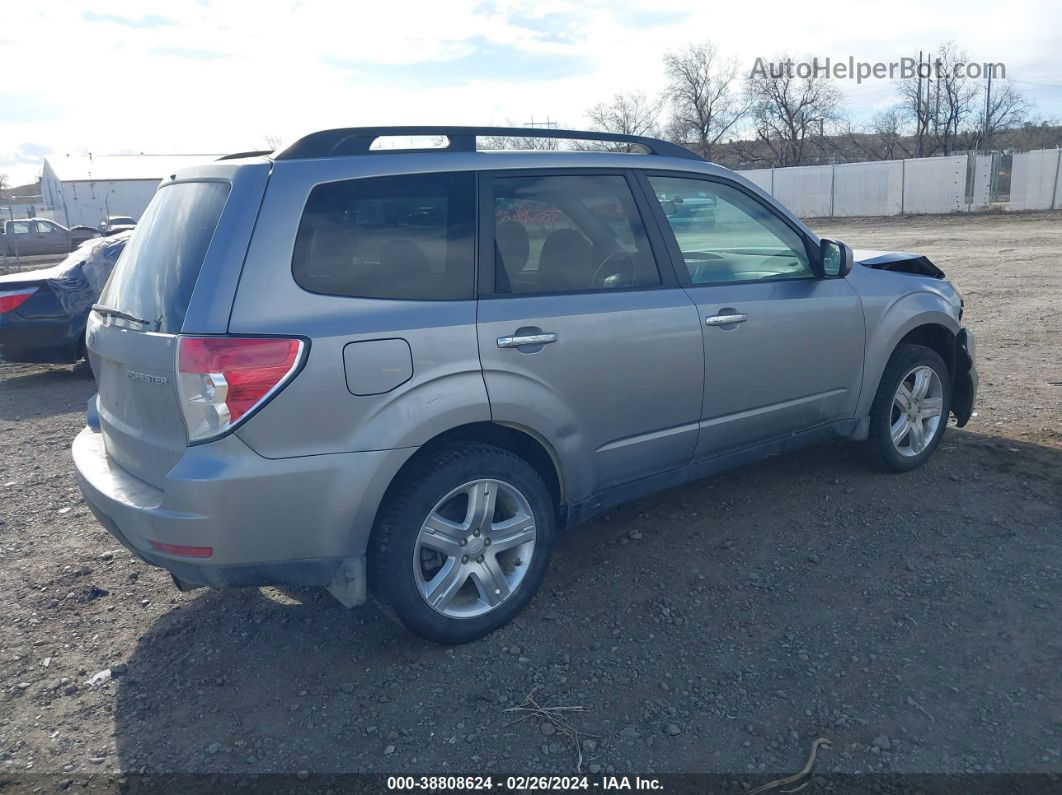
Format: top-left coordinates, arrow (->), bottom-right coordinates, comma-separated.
1,212 -> 1060,785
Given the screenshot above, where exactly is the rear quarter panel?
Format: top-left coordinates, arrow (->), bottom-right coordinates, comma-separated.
226,159 -> 490,458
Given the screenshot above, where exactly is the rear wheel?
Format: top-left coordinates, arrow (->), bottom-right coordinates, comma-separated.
865,343 -> 951,472
369,444 -> 554,643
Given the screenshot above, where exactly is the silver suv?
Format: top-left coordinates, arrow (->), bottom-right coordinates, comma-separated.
72,127 -> 977,643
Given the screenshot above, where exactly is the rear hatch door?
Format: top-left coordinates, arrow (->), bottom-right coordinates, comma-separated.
88,177 -> 236,488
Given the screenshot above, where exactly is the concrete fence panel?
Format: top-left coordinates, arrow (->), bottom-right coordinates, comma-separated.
832,160 -> 904,217
970,154 -> 994,210
1056,155 -> 1062,210
772,165 -> 833,218
738,150 -> 1061,217
738,168 -> 773,193
1010,150 -> 1062,210
902,156 -> 966,214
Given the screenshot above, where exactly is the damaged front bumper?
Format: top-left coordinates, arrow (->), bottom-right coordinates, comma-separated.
952,328 -> 977,427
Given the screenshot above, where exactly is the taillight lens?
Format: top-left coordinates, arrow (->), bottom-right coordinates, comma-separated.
176,336 -> 304,442
0,288 -> 37,314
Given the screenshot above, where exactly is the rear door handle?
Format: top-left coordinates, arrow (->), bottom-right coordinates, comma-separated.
705,314 -> 748,326
497,333 -> 558,348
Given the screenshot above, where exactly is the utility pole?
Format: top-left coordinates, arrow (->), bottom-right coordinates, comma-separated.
523,115 -> 558,129
916,50 -> 923,157
982,69 -> 993,153
933,57 -> 941,139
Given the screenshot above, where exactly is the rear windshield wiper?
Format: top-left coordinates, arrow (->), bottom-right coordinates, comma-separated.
91,303 -> 150,326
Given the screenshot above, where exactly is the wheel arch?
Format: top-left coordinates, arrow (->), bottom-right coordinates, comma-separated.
371,421 -> 567,532
896,322 -> 957,372
857,303 -> 961,430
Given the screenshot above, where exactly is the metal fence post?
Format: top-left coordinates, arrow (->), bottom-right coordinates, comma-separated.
900,159 -> 906,215
1051,149 -> 1062,211
830,164 -> 836,218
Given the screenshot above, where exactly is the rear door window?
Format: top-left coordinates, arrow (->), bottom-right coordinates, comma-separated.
292,172 -> 475,300
490,174 -> 661,295
98,180 -> 230,332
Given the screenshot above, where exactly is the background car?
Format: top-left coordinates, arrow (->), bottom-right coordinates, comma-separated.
659,191 -> 717,228
0,232 -> 129,363
98,215 -> 137,236
0,218 -> 98,256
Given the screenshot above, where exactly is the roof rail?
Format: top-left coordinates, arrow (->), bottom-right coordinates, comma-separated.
216,150 -> 274,161
273,126 -> 703,162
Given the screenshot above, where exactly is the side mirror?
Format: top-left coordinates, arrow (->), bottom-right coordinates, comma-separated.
820,238 -> 853,278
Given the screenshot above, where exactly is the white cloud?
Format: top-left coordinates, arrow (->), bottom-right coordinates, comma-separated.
1,0 -> 1059,186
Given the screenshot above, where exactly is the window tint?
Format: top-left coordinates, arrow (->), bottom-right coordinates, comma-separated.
492,174 -> 660,295
648,176 -> 813,285
98,180 -> 230,333
292,172 -> 475,300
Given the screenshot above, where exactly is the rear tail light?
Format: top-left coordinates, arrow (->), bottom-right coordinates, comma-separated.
176,336 -> 304,443
0,287 -> 37,314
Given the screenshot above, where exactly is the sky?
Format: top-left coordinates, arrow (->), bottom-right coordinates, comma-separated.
2,0 -> 1061,187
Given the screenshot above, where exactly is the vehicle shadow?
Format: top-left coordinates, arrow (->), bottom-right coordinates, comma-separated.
110,429 -> 1062,776
0,363 -> 95,421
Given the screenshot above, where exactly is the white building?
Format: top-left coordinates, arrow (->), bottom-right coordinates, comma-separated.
41,154 -> 222,228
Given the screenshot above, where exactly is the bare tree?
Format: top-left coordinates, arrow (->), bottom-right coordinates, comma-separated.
897,43 -> 979,156
663,42 -> 747,160
587,92 -> 662,137
0,173 -> 9,196
871,106 -> 911,160
745,55 -> 842,167
262,134 -> 283,151
975,81 -> 1031,150
897,70 -> 934,157
930,43 -> 979,155
1006,118 -> 1062,151
481,121 -> 562,151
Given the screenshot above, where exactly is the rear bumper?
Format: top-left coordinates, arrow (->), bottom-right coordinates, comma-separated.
952,327 -> 977,427
72,425 -> 413,598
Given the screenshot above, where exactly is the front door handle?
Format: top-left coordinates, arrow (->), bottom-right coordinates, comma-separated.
705,313 -> 748,326
497,332 -> 558,348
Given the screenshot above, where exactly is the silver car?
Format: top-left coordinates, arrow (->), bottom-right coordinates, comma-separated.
72,127 -> 977,643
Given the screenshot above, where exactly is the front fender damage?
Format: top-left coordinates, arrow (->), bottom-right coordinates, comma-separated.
855,250 -> 946,279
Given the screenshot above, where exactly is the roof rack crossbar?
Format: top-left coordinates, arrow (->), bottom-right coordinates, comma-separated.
273,126 -> 702,161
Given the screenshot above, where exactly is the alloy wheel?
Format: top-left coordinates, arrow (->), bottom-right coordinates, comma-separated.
413,479 -> 537,618
890,365 -> 944,457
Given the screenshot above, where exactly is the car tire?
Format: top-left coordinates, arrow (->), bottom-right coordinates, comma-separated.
368,443 -> 555,644
865,343 -> 951,473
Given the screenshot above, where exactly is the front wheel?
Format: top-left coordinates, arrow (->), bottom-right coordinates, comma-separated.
865,343 -> 951,472
368,444 -> 554,643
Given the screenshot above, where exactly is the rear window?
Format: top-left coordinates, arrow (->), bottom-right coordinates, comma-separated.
291,172 -> 475,300
98,181 -> 229,333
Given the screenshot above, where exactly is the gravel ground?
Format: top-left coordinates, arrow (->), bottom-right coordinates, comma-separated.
0,212 -> 1060,784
